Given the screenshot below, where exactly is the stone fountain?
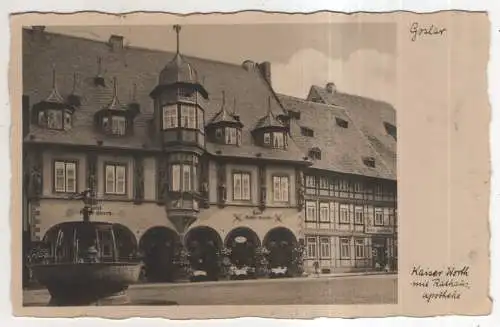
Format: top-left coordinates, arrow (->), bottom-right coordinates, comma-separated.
29,189 -> 142,306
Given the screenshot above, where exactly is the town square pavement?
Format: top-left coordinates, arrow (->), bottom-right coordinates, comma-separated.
23,274 -> 397,306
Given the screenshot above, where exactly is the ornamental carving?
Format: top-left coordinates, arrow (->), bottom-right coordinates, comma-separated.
134,156 -> 144,203
258,164 -> 266,211
217,161 -> 227,207
27,150 -> 43,198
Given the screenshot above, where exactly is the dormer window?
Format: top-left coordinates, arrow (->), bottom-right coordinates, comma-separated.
336,117 -> 349,128
253,97 -> 288,149
301,126 -> 314,137
94,77 -> 140,137
206,91 -> 243,146
111,116 -> 126,135
309,148 -> 322,160
363,156 -> 376,168
32,67 -> 75,131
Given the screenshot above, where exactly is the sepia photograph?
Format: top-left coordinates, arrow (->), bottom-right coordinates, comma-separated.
20,22 -> 398,306
10,11 -> 491,318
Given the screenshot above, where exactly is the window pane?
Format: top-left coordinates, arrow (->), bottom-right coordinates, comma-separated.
273,176 -> 281,201
192,166 -> 198,191
65,163 -> 76,193
197,108 -> 204,131
171,164 -> 180,191
263,132 -> 270,145
306,201 -> 317,221
233,173 -> 242,200
54,162 -> 66,192
188,106 -> 196,128
105,165 -> 115,194
115,165 -> 126,194
320,203 -> 329,222
280,177 -> 289,202
47,110 -> 63,129
163,105 -> 178,129
242,173 -> 250,200
183,165 -> 191,191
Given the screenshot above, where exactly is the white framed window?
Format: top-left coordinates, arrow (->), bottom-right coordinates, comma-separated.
329,202 -> 336,223
339,204 -> 350,223
374,208 -> 384,226
306,201 -> 317,222
263,132 -> 270,145
54,161 -> 77,193
171,164 -> 181,191
273,176 -> 289,202
273,132 -> 285,148
226,127 -> 238,145
354,206 -> 364,224
215,128 -> 223,140
64,112 -> 72,130
105,164 -> 126,195
183,165 -> 191,191
340,238 -> 350,259
320,237 -> 331,258
233,172 -> 251,201
47,109 -> 63,129
181,105 -> 196,129
306,237 -> 317,259
306,175 -> 316,195
319,203 -> 329,222
355,239 -> 365,258
163,105 -> 178,129
38,111 -> 46,125
319,177 -> 329,190
111,116 -> 126,135
197,108 -> 204,131
354,182 -> 363,193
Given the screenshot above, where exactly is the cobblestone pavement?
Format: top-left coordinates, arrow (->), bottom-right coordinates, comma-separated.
23,274 -> 397,306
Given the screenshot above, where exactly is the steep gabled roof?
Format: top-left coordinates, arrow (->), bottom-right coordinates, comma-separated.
278,94 -> 395,180
22,29 -> 306,163
308,85 -> 397,176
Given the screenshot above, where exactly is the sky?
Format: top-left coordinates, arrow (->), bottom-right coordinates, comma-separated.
46,24 -> 397,106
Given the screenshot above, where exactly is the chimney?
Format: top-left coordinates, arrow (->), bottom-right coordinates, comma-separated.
108,35 -> 124,51
242,60 -> 256,71
258,61 -> 272,86
31,26 -> 46,41
326,82 -> 336,94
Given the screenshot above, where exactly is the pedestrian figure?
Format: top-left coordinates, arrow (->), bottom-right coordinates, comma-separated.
313,260 -> 320,277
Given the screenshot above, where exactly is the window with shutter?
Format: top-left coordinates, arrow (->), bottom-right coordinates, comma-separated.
171,164 -> 180,191
65,163 -> 76,193
115,165 -> 126,194
233,173 -> 242,200
242,173 -> 250,200
105,165 -> 115,194
54,161 -> 66,192
183,165 -> 191,191
306,201 -> 317,222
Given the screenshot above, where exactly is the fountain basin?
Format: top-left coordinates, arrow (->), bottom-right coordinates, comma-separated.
31,262 -> 142,306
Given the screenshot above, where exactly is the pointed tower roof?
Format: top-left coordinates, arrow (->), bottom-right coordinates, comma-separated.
208,91 -> 243,127
45,66 -> 64,104
159,25 -> 200,86
104,77 -> 124,111
254,97 -> 285,130
95,77 -> 140,119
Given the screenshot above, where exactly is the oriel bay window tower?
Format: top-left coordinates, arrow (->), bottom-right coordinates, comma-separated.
150,25 -> 209,238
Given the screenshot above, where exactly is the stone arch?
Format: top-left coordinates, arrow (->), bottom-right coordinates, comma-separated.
184,226 -> 222,280
111,223 -> 138,260
184,226 -> 223,250
263,227 -> 298,270
224,227 -> 261,269
139,226 -> 180,282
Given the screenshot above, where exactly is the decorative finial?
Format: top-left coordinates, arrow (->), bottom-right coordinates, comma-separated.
267,96 -> 272,115
45,64 -> 64,103
97,57 -> 102,76
132,83 -> 137,101
106,76 -> 121,110
221,90 -> 226,109
233,97 -> 237,115
173,25 -> 182,54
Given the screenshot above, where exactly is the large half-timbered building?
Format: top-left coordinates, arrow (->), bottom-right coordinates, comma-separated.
22,26 -> 397,279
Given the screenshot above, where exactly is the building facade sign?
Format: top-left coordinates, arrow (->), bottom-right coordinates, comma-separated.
364,225 -> 394,234
233,209 -> 283,222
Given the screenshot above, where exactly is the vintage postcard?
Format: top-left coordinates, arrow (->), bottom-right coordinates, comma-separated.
10,11 -> 491,318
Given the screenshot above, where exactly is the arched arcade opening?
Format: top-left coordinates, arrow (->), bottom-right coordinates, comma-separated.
263,227 -> 297,270
184,226 -> 222,280
139,227 -> 180,282
224,227 -> 261,269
